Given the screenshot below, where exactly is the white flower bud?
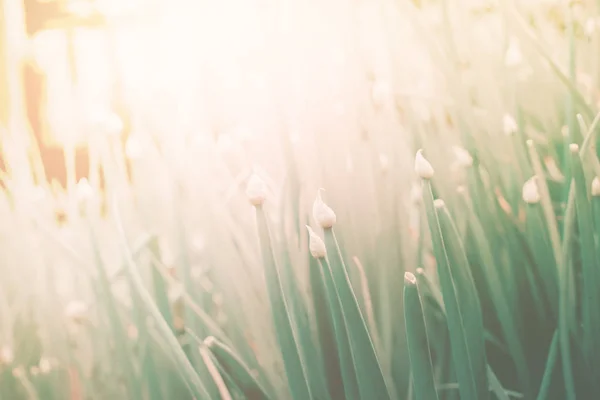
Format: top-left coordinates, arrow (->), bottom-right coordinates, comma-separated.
204,336 -> 217,348
64,301 -> 88,324
522,177 -> 540,204
569,143 -> 579,154
0,346 -> 13,364
39,358 -> 52,374
127,324 -> 139,340
503,114 -> 518,136
414,150 -> 434,179
592,177 -> 600,197
371,80 -> 392,108
585,18 -> 597,38
504,37 -> 522,67
125,135 -> 143,159
345,154 -> 354,173
246,174 -> 267,206
433,199 -> 446,209
379,154 -> 390,173
306,226 -> 327,259
452,146 -> 473,167
313,189 -> 336,228
404,271 -> 417,285
76,178 -> 94,205
410,184 -> 422,205
90,110 -> 123,137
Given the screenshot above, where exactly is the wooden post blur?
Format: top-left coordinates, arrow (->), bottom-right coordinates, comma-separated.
0,0 -> 34,186
0,0 -> 28,131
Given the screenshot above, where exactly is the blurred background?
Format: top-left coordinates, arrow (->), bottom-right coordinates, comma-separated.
1,0 -> 600,398
1,0 -> 439,188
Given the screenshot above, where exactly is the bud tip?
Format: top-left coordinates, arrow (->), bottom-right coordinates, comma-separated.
592,177 -> 600,197
404,271 -> 417,285
522,177 -> 540,204
569,143 -> 579,154
313,189 -> 337,228
246,174 -> 267,206
414,149 -> 434,179
203,336 -> 217,348
306,225 -> 327,258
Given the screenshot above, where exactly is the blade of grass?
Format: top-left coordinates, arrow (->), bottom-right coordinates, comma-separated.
352,256 -> 381,355
203,335 -> 273,400
199,345 -> 233,400
569,145 -> 600,380
460,198 -> 533,397
314,253 -> 360,400
88,226 -> 142,400
323,227 -> 392,400
404,272 -> 439,400
507,4 -> 594,119
536,330 -> 559,400
254,205 -> 313,400
111,198 -> 214,400
559,182 -> 577,399
309,250 -> 346,400
487,366 -> 510,400
526,141 -> 563,274
421,180 -> 488,400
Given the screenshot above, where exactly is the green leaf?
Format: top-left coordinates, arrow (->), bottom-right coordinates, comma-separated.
421,181 -> 488,400
404,272 -> 439,400
255,206 -> 313,400
323,228 -> 392,400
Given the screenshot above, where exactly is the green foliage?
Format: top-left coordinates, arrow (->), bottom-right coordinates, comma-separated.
3,0 -> 600,399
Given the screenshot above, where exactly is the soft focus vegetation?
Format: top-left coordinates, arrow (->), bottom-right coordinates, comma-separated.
1,0 -> 600,399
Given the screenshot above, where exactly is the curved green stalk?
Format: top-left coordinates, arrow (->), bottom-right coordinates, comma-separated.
199,346 -> 233,400
203,336 -> 272,400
